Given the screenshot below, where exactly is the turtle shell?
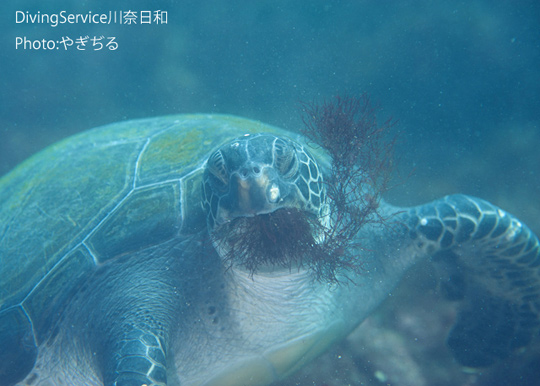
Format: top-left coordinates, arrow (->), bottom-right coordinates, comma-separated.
0,114 -> 305,362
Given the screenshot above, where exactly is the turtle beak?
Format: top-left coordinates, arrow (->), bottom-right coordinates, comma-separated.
234,168 -> 281,215
213,164 -> 296,226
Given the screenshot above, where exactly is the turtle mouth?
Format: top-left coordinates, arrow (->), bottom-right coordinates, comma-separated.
213,208 -> 317,273
212,207 -> 344,281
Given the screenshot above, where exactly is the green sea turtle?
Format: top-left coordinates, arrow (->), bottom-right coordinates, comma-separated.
1,107 -> 539,386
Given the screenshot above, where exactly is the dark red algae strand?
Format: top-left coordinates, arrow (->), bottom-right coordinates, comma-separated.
299,94 -> 397,280
214,208 -> 365,283
300,94 -> 395,188
214,209 -> 320,275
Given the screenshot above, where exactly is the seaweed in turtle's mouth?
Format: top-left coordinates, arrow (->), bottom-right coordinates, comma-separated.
212,208 -> 355,282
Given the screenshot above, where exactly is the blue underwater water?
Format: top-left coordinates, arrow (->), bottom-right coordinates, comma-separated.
1,1 -> 539,385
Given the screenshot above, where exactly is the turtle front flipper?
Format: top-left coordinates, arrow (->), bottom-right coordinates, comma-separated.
102,328 -> 168,386
78,246 -> 178,386
53,238 -> 196,386
402,194 -> 540,367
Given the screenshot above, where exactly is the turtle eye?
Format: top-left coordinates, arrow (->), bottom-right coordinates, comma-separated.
273,138 -> 298,179
207,150 -> 228,187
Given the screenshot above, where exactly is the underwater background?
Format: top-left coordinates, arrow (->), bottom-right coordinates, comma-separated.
1,0 -> 539,385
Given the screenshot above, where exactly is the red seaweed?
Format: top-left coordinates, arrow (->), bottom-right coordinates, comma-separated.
299,94 -> 397,280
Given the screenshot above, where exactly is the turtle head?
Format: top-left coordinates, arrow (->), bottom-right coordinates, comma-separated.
202,133 -> 328,275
